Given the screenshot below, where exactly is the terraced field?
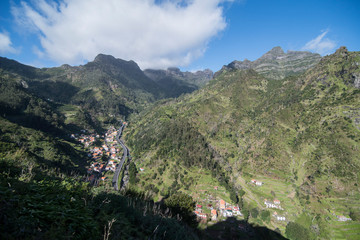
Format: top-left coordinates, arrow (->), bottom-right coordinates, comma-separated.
235,173 -> 360,238
329,221 -> 360,240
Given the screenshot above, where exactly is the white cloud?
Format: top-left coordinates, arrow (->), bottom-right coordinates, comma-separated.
32,45 -> 45,58
12,0 -> 229,69
302,30 -> 336,55
0,31 -> 18,54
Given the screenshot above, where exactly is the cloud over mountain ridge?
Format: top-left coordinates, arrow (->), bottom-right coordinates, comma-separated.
12,0 -> 230,69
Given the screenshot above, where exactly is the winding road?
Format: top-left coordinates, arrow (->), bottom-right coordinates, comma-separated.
112,122 -> 131,191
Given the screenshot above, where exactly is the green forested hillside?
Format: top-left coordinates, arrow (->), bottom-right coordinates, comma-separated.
1,47 -> 360,239
0,71 -> 200,240
0,54 -> 205,131
0,55 -> 207,239
125,47 -> 360,238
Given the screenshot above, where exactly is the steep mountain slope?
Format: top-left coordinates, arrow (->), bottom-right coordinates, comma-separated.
125,47 -> 360,238
216,46 -> 321,80
0,73 -> 93,177
0,54 -> 210,129
0,61 -> 201,240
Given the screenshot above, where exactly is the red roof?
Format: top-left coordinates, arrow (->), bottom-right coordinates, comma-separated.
220,200 -> 226,209
198,213 -> 207,218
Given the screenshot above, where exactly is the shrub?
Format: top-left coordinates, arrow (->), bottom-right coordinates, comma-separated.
251,208 -> 259,218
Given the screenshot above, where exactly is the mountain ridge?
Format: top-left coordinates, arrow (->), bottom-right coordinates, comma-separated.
0,53 -> 212,129
215,46 -> 322,80
144,67 -> 213,88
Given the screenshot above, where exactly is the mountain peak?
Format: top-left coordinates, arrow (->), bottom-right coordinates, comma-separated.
93,54 -> 117,63
167,67 -> 181,74
91,54 -> 140,70
260,46 -> 285,60
269,46 -> 285,54
334,46 -> 348,56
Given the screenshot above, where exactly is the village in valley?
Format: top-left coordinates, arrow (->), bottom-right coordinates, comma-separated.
71,125 -> 123,185
70,125 -> 353,234
71,125 -> 292,226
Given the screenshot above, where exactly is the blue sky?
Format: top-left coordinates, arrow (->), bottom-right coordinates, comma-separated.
0,0 -> 359,72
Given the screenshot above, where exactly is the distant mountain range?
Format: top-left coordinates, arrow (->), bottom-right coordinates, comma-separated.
0,54 -> 214,126
145,67 -> 213,87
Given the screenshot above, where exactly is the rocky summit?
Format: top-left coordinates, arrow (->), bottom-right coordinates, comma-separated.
216,46 -> 321,80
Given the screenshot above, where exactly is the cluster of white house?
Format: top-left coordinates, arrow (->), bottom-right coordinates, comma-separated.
194,197 -> 289,223
337,215 -> 352,221
194,199 -> 242,221
273,211 -> 286,221
251,179 -> 263,186
264,199 -> 283,210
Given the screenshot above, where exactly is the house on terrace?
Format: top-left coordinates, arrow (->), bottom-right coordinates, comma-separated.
220,199 -> 226,210
211,209 -> 217,221
264,199 -> 281,209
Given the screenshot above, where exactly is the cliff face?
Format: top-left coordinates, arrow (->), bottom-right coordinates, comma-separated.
216,46 -> 321,80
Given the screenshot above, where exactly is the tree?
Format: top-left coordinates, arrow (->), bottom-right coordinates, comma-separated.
285,222 -> 310,240
242,208 -> 249,221
350,209 -> 360,221
230,190 -> 239,204
260,210 -> 270,223
239,189 -> 246,197
165,192 -> 195,213
250,208 -> 259,218
164,192 -> 197,227
271,190 -> 276,197
129,162 -> 138,184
